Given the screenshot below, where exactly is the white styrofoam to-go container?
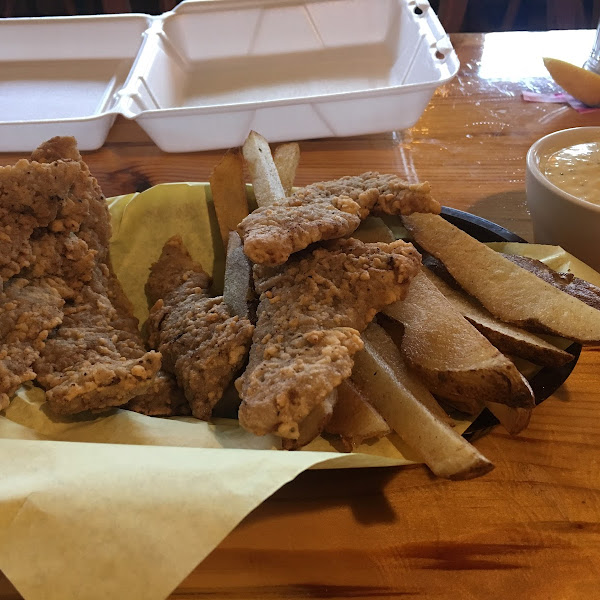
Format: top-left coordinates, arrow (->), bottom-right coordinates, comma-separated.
0,0 -> 459,153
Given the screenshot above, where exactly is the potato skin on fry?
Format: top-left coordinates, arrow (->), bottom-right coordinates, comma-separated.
353,323 -> 494,480
209,150 -> 249,248
383,271 -> 535,409
223,232 -> 256,322
421,261 -> 573,368
403,213 -> 600,344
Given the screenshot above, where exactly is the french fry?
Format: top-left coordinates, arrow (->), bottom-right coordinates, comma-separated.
223,232 -> 255,321
273,142 -> 300,196
383,270 -> 535,409
484,401 -> 532,435
325,380 -> 391,450
210,151 -> 255,320
209,151 -> 249,247
422,267 -> 573,367
242,131 -> 286,207
361,320 -> 455,425
353,323 -> 493,480
403,212 -> 600,344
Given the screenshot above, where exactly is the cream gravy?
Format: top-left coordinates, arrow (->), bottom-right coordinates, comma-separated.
544,141 -> 600,205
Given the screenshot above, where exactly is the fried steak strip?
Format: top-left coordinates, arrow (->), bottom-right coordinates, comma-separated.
0,157 -> 90,283
5,136 -> 162,415
129,234 -> 212,418
145,236 -> 254,419
237,172 -> 439,266
237,237 -> 422,440
0,279 -> 64,409
0,142 -> 101,405
125,370 -> 190,417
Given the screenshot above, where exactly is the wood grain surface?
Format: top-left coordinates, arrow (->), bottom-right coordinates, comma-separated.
1,30 -> 600,600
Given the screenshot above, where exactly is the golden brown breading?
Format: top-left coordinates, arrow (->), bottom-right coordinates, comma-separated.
0,158 -> 92,282
30,135 -> 82,163
238,172 -> 439,266
145,237 -> 254,419
32,136 -> 112,263
12,137 -> 163,415
125,370 -> 190,417
144,235 -> 210,307
35,286 -> 160,415
106,271 -> 142,335
0,279 -> 64,409
26,233 -> 97,298
29,231 -> 140,334
237,238 -> 422,440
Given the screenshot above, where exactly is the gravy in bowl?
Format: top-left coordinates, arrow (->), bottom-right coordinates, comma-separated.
544,141 -> 600,205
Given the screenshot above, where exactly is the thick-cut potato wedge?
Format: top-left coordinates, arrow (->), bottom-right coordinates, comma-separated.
223,232 -> 255,321
273,142 -> 300,196
423,268 -> 573,367
209,151 -> 249,247
383,270 -> 535,409
378,311 -> 481,416
362,320 -> 455,425
242,131 -> 286,207
353,323 -> 493,480
325,380 -> 391,450
484,401 -> 531,435
403,213 -> 600,344
282,391 -> 337,450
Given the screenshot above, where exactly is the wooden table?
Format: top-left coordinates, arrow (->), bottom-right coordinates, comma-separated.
1,30 -> 600,600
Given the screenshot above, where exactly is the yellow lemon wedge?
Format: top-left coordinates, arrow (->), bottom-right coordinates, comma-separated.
543,56 -> 600,107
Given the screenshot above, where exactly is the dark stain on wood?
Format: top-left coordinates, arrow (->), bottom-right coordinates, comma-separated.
399,541 -> 544,571
172,584 -> 417,598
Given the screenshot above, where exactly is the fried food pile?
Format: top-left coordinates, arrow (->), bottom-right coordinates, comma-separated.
3,131 -> 599,481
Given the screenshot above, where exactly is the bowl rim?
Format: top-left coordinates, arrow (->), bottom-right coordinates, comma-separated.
526,126 -> 600,214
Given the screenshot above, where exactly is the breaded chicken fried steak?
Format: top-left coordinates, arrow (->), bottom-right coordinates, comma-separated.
145,236 -> 254,420
237,238 -> 421,440
0,137 -> 161,414
237,172 -> 439,266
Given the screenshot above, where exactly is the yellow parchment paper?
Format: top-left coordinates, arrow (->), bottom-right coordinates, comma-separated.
0,185 -> 598,600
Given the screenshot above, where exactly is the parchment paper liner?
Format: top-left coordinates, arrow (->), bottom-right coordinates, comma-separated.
0,183 -> 596,600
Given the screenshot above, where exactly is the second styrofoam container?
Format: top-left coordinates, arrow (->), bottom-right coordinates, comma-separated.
119,0 -> 459,152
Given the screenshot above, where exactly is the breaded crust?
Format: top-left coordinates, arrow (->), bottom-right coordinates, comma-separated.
238,172 -> 439,266
237,237 -> 421,440
145,236 -> 254,419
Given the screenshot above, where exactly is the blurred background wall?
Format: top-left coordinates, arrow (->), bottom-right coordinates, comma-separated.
0,0 -> 598,31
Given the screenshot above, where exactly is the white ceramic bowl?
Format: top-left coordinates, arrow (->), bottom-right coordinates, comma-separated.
526,127 -> 600,272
